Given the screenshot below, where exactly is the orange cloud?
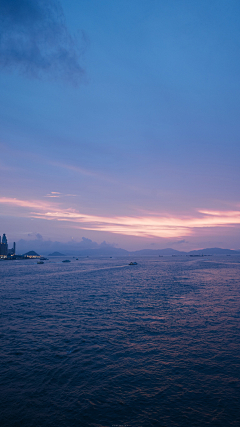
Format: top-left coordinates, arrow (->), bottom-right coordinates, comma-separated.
1,197 -> 240,238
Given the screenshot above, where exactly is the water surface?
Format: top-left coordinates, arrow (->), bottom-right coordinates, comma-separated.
1,256 -> 240,426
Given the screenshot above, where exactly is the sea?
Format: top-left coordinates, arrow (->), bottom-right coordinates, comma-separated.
0,255 -> 240,427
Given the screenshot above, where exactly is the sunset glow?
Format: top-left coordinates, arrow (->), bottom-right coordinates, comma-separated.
1,197 -> 240,239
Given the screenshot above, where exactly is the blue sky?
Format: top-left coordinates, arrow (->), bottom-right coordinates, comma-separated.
1,0 -> 240,250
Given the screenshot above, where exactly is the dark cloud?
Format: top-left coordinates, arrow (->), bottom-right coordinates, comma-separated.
27,232 -> 43,239
100,240 -> 115,248
36,233 -> 43,240
77,237 -> 98,249
172,239 -> 187,244
0,0 -> 85,83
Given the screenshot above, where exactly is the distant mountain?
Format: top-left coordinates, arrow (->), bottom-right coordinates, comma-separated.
187,247 -> 240,255
132,247 -> 240,256
24,251 -> 40,256
48,251 -> 65,256
21,245 -> 240,258
130,247 -> 240,256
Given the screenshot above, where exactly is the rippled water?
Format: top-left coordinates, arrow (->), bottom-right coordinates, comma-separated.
1,256 -> 240,426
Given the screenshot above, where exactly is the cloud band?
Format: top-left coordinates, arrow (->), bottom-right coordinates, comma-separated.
1,196 -> 240,238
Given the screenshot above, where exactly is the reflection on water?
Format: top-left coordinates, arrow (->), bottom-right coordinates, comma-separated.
0,256 -> 240,426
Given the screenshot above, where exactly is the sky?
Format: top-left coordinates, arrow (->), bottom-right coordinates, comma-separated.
1,0 -> 240,251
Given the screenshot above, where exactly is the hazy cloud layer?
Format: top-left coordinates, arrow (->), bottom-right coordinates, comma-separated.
16,236 -> 116,255
0,0 -> 84,83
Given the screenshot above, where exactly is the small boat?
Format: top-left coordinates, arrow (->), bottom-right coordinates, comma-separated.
129,262 -> 137,265
40,257 -> 48,260
76,258 -> 78,260
62,259 -> 71,263
37,260 -> 44,264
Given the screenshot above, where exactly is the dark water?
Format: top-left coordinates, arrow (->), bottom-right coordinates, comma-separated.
1,256 -> 240,427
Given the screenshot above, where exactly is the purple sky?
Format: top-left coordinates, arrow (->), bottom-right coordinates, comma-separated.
1,0 -> 240,251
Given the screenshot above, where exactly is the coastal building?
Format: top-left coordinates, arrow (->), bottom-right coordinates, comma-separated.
0,234 -> 8,256
0,234 -> 16,257
2,233 -> 7,246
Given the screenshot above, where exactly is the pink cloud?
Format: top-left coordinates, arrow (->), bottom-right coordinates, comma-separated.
1,197 -> 240,238
0,197 -> 52,209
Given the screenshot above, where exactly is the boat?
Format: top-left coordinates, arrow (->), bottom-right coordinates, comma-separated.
129,262 -> 137,265
37,260 -> 44,264
40,257 -> 48,260
62,259 -> 71,263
